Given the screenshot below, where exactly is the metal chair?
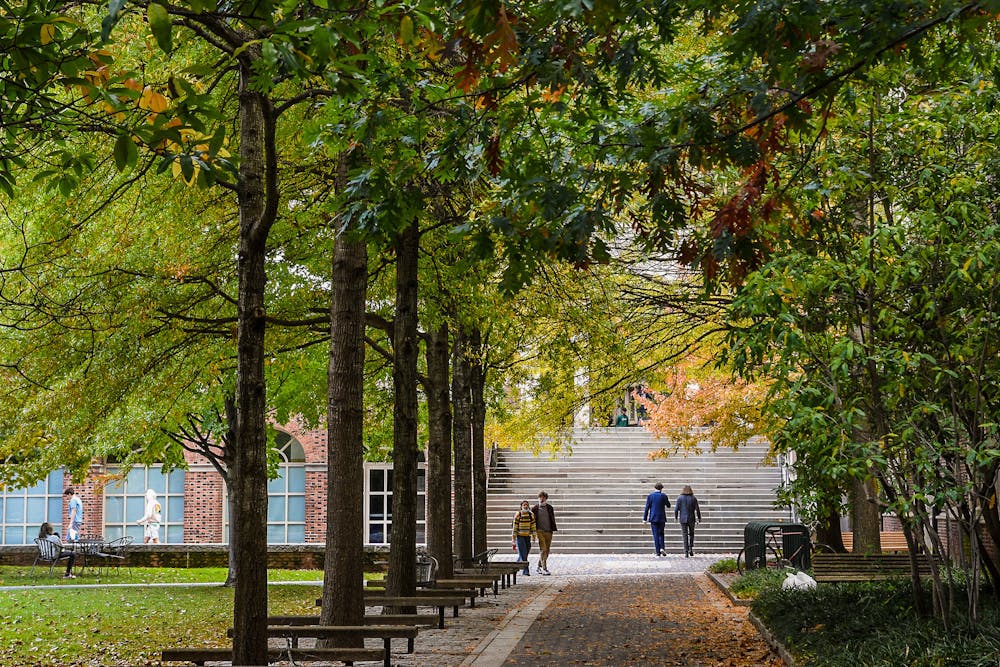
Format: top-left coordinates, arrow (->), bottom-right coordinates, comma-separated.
31,538 -> 72,576
97,536 -> 134,575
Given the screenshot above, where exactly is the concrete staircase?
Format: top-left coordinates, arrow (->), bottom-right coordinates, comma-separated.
486,427 -> 790,554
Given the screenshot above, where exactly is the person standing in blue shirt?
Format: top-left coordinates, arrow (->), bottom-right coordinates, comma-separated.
674,485 -> 702,557
643,482 -> 671,556
64,487 -> 84,542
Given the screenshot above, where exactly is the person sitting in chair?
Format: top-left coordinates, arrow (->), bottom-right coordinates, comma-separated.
39,522 -> 76,578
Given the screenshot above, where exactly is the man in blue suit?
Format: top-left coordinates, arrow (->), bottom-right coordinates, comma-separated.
643,482 -> 671,556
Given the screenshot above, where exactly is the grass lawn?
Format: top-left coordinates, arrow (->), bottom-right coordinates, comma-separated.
0,566 -> 337,666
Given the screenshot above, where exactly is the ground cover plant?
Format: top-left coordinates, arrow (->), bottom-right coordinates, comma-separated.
0,579 -> 320,666
752,579 -> 1000,666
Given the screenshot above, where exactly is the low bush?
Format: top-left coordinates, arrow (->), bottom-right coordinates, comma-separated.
752,579 -> 1000,666
708,557 -> 738,574
728,566 -> 788,599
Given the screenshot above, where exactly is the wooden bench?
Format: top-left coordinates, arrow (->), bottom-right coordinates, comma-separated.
362,595 -> 468,629
841,531 -> 910,552
436,576 -> 499,597
161,646 -> 384,665
226,624 -> 418,667
456,561 -> 527,588
812,553 -> 936,583
269,614 -> 437,650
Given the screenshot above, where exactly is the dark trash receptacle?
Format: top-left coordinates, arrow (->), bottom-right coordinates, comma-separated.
743,521 -> 810,570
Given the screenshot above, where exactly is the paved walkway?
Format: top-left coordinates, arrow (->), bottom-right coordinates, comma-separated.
379,554 -> 782,667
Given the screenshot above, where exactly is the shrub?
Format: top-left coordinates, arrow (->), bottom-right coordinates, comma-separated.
708,557 -> 738,574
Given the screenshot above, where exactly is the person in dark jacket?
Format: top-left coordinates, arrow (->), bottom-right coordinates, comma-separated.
643,482 -> 671,556
531,491 -> 557,575
674,485 -> 702,557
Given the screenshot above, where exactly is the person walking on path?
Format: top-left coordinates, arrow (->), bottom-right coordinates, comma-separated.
643,482 -> 671,556
531,491 -> 557,575
137,488 -> 162,544
511,500 -> 536,576
674,484 -> 702,557
64,487 -> 84,542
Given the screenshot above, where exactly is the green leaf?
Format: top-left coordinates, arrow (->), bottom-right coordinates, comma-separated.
148,3 -> 172,54
113,133 -> 137,171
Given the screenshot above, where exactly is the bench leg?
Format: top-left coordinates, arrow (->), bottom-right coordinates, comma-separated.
383,638 -> 391,667
438,606 -> 445,629
453,605 -> 459,618
469,593 -> 476,608
407,637 -> 414,653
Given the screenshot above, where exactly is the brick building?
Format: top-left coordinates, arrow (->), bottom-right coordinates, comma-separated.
0,422 -> 424,547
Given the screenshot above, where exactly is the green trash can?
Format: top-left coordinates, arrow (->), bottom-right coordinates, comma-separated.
743,521 -> 772,570
743,521 -> 811,570
782,525 -> 811,570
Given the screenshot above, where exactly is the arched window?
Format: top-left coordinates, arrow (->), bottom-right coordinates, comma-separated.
267,431 -> 306,543
0,470 -> 65,545
104,466 -> 185,543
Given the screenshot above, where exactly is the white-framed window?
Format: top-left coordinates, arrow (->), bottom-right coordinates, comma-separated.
267,432 -> 306,544
104,466 -> 185,543
365,461 -> 426,546
0,470 -> 65,545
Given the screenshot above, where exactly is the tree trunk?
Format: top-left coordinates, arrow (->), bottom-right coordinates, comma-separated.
470,327 -> 488,556
426,323 -> 454,579
849,477 -> 881,554
224,394 -> 238,587
386,221 -> 419,598
452,328 -> 473,567
231,60 -> 276,666
814,502 -> 845,553
321,230 -> 368,635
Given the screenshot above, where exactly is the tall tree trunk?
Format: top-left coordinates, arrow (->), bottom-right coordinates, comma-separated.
849,476 -> 882,553
321,230 -> 368,635
470,327 -> 488,556
231,59 -> 276,666
224,394 -> 238,587
386,221 -> 419,597
814,501 -> 845,553
452,328 -> 473,567
426,323 -> 454,578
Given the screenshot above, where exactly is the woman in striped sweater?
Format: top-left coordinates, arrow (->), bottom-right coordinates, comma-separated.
511,500 -> 537,575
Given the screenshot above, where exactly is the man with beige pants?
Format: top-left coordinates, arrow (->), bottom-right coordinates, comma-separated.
531,491 -> 558,575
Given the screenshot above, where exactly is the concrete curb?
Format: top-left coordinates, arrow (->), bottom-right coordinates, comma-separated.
460,579 -> 560,667
706,571 -> 752,606
749,611 -> 796,667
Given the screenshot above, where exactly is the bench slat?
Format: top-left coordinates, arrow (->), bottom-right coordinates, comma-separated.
161,646 -> 385,665
812,553 -> 935,583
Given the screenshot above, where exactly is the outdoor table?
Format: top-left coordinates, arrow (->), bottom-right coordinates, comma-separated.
68,538 -> 107,572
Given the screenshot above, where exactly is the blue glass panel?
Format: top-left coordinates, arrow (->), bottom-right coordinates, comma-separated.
48,498 -> 62,521
416,501 -> 425,521
166,497 -> 184,520
127,497 -> 145,522
168,471 -> 185,494
47,470 -> 64,494
368,525 -> 383,543
267,499 -> 286,522
26,497 -> 46,524
369,469 -> 383,492
106,477 -> 126,494
104,526 -> 123,540
6,497 -> 24,522
126,468 -> 146,489
267,474 -> 285,493
386,496 -> 392,520
166,525 -> 183,543
105,496 -> 124,523
287,466 -> 305,490
286,524 -> 305,543
417,471 -> 425,493
267,524 -> 284,544
127,525 -> 144,542
386,470 -> 393,488
146,470 -> 167,495
27,479 -> 46,494
5,526 -> 25,544
288,496 -> 305,522
416,527 -> 425,544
